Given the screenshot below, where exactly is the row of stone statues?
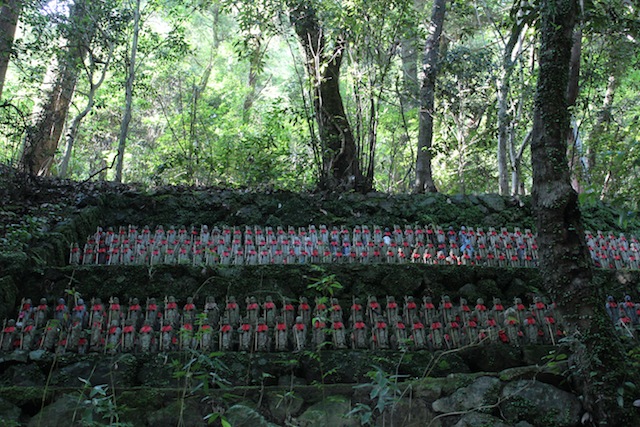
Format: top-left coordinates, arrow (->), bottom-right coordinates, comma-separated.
70,224 -> 640,270
605,295 -> 640,338
2,294 -> 568,354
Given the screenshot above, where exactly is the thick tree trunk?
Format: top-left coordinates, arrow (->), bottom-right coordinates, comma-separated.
21,0 -> 91,176
289,1 -> 366,192
59,42 -> 113,178
531,1 -> 638,424
497,19 -> 526,196
115,0 -> 141,183
0,0 -> 21,99
413,0 -> 446,194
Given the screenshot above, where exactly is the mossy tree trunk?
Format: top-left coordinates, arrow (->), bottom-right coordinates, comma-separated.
413,0 -> 445,194
531,0 -> 639,424
289,1 -> 367,192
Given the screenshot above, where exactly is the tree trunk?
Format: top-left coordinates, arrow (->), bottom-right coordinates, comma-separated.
289,1 -> 366,192
0,0 -> 21,99
59,42 -> 114,178
413,0 -> 446,194
566,29 -> 582,191
114,0 -> 141,183
497,17 -> 526,196
20,0 -> 92,176
531,0 -> 638,424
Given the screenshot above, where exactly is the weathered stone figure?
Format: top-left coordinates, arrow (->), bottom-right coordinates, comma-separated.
225,296 -> 240,327
238,317 -> 253,352
274,316 -> 289,351
107,319 -> 122,354
139,320 -> 155,353
293,316 -> 306,352
255,318 -> 270,352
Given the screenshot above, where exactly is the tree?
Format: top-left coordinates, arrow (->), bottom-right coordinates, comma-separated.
114,0 -> 141,183
531,0 -> 639,423
20,0 -> 94,176
288,0 -> 366,191
0,0 -> 22,99
413,0 -> 446,193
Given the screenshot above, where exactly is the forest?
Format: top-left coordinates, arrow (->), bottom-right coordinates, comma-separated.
0,0 -> 637,202
1,1 -> 640,424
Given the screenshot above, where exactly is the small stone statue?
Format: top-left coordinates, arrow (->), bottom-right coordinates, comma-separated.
351,315 -> 368,349
255,318 -> 270,352
160,319 -> 175,352
21,319 -> 37,351
297,297 -> 311,327
163,296 -> 180,328
54,298 -> 69,325
198,319 -> 214,351
331,320 -> 347,349
429,317 -> 444,350
90,314 -> 105,352
411,318 -> 427,350
372,316 -> 389,350
34,298 -> 49,329
179,321 -> 195,350
183,297 -> 197,325
225,296 -> 240,327
128,298 -> 144,328
122,319 -> 136,352
246,297 -> 259,325
293,316 -> 306,352
1,319 -> 17,352
204,296 -> 220,329
274,316 -> 288,352
219,318 -> 233,351
107,319 -> 122,354
238,317 -> 253,352
311,316 -> 326,350
139,320 -> 155,353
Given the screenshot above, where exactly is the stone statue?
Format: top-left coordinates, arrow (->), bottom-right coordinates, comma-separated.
225,296 -> 240,327
122,319 -> 136,352
182,297 -> 197,326
274,316 -> 289,352
20,319 -> 37,351
34,298 -> 49,329
54,298 -> 69,326
1,319 -> 17,352
331,320 -> 347,349
390,318 -> 407,350
311,317 -> 326,350
219,318 -> 233,351
411,318 -> 427,350
90,313 -> 105,352
160,319 -> 176,352
238,317 -> 253,352
351,315 -> 368,349
372,316 -> 389,350
164,296 -> 179,328
263,296 -> 276,327
198,319 -> 215,352
255,318 -> 270,352
293,316 -> 307,352
429,317 -> 444,350
204,296 -> 220,329
139,321 -> 155,353
107,319 -> 122,354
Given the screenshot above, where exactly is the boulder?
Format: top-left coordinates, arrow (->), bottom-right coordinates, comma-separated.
147,398 -> 207,427
266,390 -> 304,423
297,395 -> 357,427
452,412 -> 510,427
478,194 -> 506,212
376,397 -> 440,427
27,394 -> 98,427
0,397 -> 21,425
225,404 -> 277,427
432,376 -> 501,413
500,379 -> 582,427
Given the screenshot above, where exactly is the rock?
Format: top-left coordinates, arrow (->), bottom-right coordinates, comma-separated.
277,374 -> 307,387
1,363 -> 45,386
478,194 -> 506,212
267,390 -> 304,423
500,379 -> 582,427
504,278 -> 530,300
0,397 -> 21,424
461,345 -> 522,372
452,412 -> 510,427
225,404 -> 277,427
29,349 -> 48,361
297,395 -> 356,427
432,376 -> 501,413
28,394 -> 96,427
0,350 -> 28,364
376,397 -> 440,427
147,398 -> 207,427
458,283 -> 478,299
